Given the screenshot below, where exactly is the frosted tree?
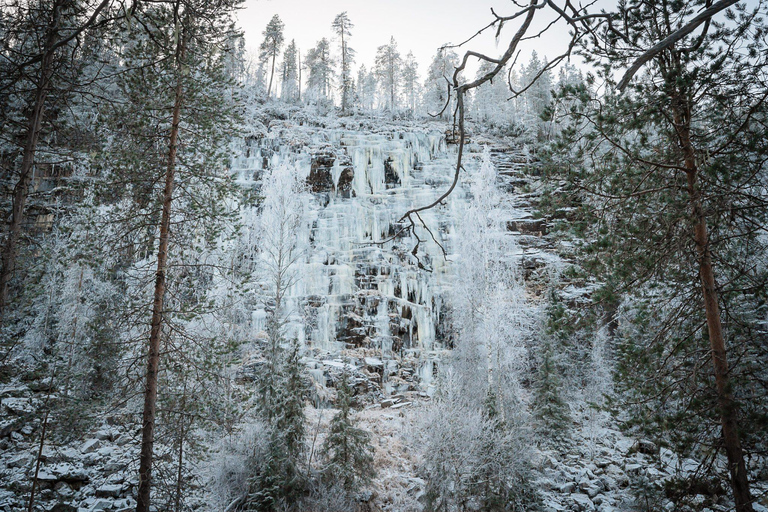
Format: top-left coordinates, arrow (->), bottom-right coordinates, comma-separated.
304,38 -> 334,104
98,1 -> 242,509
519,51 -> 552,139
331,12 -> 355,113
418,369 -> 539,512
321,362 -> 375,492
451,148 -> 532,418
249,339 -> 308,510
259,14 -> 285,98
401,51 -> 420,114
546,62 -> 585,138
532,336 -> 571,442
471,61 -> 515,132
373,36 -> 402,112
424,47 -> 461,120
247,162 -> 311,510
356,65 -> 377,111
255,160 -> 308,414
0,0 -> 122,317
280,40 -> 299,102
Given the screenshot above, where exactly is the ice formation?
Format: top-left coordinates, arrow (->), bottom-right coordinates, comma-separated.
231,124 -> 477,373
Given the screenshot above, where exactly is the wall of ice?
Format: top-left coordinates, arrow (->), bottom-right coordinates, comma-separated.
231,123 -> 478,370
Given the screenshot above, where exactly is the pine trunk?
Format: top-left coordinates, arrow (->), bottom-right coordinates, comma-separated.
675,94 -> 753,512
340,30 -> 347,113
136,33 -> 186,512
298,50 -> 302,102
0,0 -> 62,316
267,51 -> 276,98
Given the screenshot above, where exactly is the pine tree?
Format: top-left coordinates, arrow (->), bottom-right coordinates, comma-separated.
304,38 -> 334,104
99,1 -> 243,510
424,48 -> 460,120
321,362 -> 375,491
259,14 -> 284,98
542,2 -> 768,509
280,40 -> 299,102
331,12 -> 355,113
373,36 -> 401,113
401,51 -> 420,114
356,65 -> 376,111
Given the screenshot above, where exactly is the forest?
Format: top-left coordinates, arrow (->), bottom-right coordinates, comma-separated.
0,0 -> 767,512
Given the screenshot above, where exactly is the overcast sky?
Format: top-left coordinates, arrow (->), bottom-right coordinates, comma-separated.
237,0 -> 581,79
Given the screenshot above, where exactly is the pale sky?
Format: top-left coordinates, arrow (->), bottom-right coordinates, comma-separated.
237,0 -> 581,80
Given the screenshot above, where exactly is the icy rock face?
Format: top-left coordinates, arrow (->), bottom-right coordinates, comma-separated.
233,124 -> 467,375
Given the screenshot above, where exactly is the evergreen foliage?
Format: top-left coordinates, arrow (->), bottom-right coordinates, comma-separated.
304,38 -> 334,105
541,1 -> 768,506
331,12 -> 355,113
320,362 -> 375,491
532,337 -> 571,442
373,36 -> 402,112
259,14 -> 285,98
248,339 -> 308,511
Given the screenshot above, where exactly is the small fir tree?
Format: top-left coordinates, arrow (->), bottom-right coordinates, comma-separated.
532,338 -> 571,442
321,362 -> 375,491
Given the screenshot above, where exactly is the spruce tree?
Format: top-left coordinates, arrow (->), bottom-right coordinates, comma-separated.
532,338 -> 571,442
424,47 -> 460,120
401,51 -> 419,114
321,362 -> 375,491
248,340 -> 308,511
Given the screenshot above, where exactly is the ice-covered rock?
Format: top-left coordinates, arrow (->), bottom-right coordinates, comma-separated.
95,483 -> 123,498
80,439 -> 101,453
570,493 -> 595,511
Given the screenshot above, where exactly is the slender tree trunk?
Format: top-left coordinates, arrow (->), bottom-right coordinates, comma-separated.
390,61 -> 395,112
267,50 -> 276,98
340,29 -> 347,113
136,31 -> 186,512
27,370 -> 55,512
298,49 -> 301,103
174,380 -> 187,512
675,95 -> 753,512
0,0 -> 63,316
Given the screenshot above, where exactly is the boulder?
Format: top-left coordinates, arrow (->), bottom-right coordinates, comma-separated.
80,439 -> 101,454
96,483 -> 123,498
633,439 -> 658,455
570,493 -> 595,512
7,453 -> 34,468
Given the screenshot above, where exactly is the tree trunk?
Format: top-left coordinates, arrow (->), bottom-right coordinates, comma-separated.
136,32 -> 186,512
298,49 -> 301,102
174,381 -> 187,512
0,0 -> 63,316
267,50 -> 276,98
675,96 -> 753,512
340,29 -> 347,113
